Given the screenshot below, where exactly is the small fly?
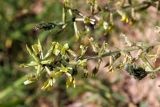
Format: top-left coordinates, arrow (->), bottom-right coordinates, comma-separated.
34,22 -> 56,31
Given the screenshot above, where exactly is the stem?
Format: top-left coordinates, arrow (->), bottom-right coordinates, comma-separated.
83,43 -> 160,60
73,22 -> 79,39
141,54 -> 154,70
45,66 -> 51,75
83,46 -> 139,60
62,7 -> 66,23
147,66 -> 160,73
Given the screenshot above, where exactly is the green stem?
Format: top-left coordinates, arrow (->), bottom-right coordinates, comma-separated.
147,66 -> 160,73
83,43 -> 160,60
83,46 -> 139,60
62,7 -> 66,23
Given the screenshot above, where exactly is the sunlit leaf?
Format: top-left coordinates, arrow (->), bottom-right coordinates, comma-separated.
67,49 -> 77,58
26,45 -> 39,62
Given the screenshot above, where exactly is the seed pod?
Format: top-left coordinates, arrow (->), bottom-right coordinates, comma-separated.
35,22 -> 56,30
132,67 -> 148,80
125,63 -> 148,80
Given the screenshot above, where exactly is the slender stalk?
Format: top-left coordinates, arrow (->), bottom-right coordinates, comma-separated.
62,7 -> 66,23
83,43 -> 160,60
147,66 -> 160,73
83,46 -> 139,60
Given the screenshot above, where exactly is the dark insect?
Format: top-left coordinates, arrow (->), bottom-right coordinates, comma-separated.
35,22 -> 56,30
124,63 -> 148,80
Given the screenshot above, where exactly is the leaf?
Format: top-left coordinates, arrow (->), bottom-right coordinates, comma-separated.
41,59 -> 54,65
36,65 -> 41,76
26,45 -> 33,56
20,61 -> 38,68
41,80 -> 50,90
99,42 -> 108,56
24,80 -> 33,85
65,72 -> 75,88
52,71 -> 64,77
77,59 -> 87,67
26,45 -> 39,62
60,65 -> 72,73
61,43 -> 69,56
89,38 -> 98,53
44,43 -> 55,59
24,74 -> 37,85
80,45 -> 88,56
32,44 -> 40,55
53,42 -> 60,56
48,78 -> 56,86
38,39 -> 43,58
67,49 -> 77,57
103,21 -> 109,30
118,10 -> 129,23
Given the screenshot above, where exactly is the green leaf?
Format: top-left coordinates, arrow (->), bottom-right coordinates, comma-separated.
24,74 -> 37,85
26,45 -> 33,56
61,43 -> 69,56
32,44 -> 40,55
51,71 -> 63,78
44,43 -> 55,59
20,61 -> 38,68
24,80 -> 33,85
60,65 -> 72,73
77,59 -> 87,67
66,72 -> 75,88
41,80 -> 50,90
26,45 -> 39,62
36,65 -> 41,76
53,42 -> 60,56
41,59 -> 54,65
80,45 -> 88,56
89,38 -> 98,53
67,49 -> 77,58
